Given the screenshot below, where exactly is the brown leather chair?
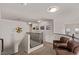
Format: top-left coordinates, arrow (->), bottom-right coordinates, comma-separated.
53,37 -> 79,55
53,37 -> 69,49
55,40 -> 79,55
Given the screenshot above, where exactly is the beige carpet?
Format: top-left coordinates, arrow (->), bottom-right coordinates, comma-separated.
15,42 -> 56,55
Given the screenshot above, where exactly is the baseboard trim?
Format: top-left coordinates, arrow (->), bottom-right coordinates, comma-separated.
27,44 -> 43,54
43,41 -> 53,45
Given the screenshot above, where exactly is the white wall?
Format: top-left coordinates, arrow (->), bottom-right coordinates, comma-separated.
65,24 -> 79,38
0,19 -> 29,54
54,18 -> 79,34
18,33 -> 28,52
39,21 -> 53,43
0,8 -> 2,19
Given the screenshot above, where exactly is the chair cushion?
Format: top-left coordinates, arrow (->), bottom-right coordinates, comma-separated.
67,40 -> 79,52
56,49 -> 74,55
56,43 -> 67,47
73,47 -> 79,54
60,37 -> 69,43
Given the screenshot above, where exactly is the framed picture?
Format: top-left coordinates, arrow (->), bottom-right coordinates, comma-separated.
46,25 -> 51,30
33,27 -> 36,30
40,26 -> 44,30
36,26 -> 39,30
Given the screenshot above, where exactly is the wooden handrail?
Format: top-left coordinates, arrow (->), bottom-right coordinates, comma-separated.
0,38 -> 4,52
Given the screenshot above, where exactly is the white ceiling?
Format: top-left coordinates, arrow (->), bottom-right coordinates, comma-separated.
0,3 -> 79,21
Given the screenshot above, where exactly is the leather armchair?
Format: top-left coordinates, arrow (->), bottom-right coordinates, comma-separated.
53,37 -> 69,49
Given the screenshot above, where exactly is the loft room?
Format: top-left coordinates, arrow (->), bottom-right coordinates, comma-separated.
0,3 -> 79,55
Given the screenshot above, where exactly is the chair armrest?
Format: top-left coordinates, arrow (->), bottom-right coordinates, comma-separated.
0,38 -> 4,52
56,43 -> 67,47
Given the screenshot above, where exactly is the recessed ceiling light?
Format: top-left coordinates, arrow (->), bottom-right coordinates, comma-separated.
37,21 -> 41,23
48,6 -> 59,13
23,3 -> 27,6
28,22 -> 32,24
21,3 -> 27,6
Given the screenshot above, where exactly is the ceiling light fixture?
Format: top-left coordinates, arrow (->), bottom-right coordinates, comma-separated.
23,3 -> 27,6
48,6 -> 59,13
37,21 -> 41,23
28,22 -> 32,24
20,3 -> 27,6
